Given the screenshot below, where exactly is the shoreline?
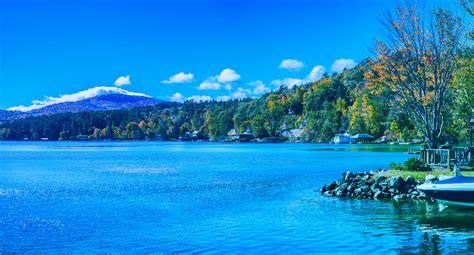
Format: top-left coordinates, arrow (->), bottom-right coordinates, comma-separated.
320,169 -> 439,202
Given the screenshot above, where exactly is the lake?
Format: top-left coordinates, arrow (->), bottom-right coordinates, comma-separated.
1,142 -> 473,253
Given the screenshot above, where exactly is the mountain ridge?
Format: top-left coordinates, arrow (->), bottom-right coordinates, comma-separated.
0,93 -> 169,122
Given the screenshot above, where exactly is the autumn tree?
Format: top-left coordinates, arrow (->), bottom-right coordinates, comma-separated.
366,3 -> 465,148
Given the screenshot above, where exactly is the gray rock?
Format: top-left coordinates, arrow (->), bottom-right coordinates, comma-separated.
344,171 -> 355,181
326,181 -> 337,191
370,183 -> 382,192
388,176 -> 405,188
324,191 -> 334,197
373,190 -> 382,199
405,176 -> 416,185
376,176 -> 386,183
393,194 -> 404,201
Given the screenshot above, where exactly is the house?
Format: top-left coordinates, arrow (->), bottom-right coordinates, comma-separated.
227,129 -> 240,141
227,128 -> 255,142
351,133 -> 376,143
191,131 -> 200,140
333,133 -> 355,144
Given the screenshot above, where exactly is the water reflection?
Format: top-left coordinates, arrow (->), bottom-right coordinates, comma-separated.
407,203 -> 474,254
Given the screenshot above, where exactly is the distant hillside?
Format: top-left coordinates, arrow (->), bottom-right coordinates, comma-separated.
0,62 -> 469,145
0,93 -> 169,122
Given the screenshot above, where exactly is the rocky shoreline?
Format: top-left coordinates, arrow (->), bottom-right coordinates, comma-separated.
320,170 -> 438,201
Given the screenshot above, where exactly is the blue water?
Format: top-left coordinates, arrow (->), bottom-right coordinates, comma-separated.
1,142 -> 473,253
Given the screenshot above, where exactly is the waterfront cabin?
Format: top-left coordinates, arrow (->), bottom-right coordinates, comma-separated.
333,133 -> 355,144
191,131 -> 200,140
227,128 -> 255,142
227,129 -> 240,141
351,133 -> 375,143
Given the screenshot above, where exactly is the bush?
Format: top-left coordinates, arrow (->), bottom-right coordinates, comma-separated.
390,157 -> 431,172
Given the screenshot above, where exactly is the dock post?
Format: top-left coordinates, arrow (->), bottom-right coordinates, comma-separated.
454,164 -> 461,177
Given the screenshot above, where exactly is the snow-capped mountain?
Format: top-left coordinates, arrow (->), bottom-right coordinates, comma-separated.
1,87 -> 169,121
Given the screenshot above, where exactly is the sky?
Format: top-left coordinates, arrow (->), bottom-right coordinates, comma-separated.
0,0 -> 462,110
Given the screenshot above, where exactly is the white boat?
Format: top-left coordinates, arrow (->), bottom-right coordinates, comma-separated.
418,176 -> 474,207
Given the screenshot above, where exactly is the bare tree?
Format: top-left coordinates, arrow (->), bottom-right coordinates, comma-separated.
366,2 -> 465,148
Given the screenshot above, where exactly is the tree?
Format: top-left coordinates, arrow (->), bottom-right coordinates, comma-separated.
366,3 -> 464,148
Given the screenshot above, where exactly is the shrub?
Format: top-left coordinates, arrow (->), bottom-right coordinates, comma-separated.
390,157 -> 431,172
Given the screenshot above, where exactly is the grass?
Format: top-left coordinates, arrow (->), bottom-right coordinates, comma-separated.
376,170 -> 474,182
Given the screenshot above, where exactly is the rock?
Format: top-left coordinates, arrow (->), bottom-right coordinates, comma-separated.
324,191 -> 334,197
344,171 -> 355,181
405,176 -> 416,185
354,188 -> 362,195
373,190 -> 382,199
376,176 -> 386,183
388,176 -> 405,188
393,194 -> 404,201
370,183 -> 382,192
326,181 -> 337,191
336,189 -> 347,197
321,185 -> 327,194
425,175 -> 438,184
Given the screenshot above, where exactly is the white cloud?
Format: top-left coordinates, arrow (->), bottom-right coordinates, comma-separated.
187,95 -> 213,102
8,86 -> 150,112
114,75 -> 131,86
271,78 -> 305,89
232,87 -> 251,99
198,78 -> 222,90
162,72 -> 194,84
248,80 -> 270,95
331,58 -> 357,73
307,65 -> 326,81
279,59 -> 304,71
170,92 -> 185,102
217,68 -> 241,83
216,95 -> 231,101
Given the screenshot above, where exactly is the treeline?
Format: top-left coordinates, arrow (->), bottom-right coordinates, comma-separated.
0,58 -> 470,144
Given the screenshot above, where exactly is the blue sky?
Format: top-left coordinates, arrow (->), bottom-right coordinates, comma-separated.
0,0 -> 460,109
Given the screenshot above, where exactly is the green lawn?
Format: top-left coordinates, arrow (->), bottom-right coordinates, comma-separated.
376,170 -> 474,182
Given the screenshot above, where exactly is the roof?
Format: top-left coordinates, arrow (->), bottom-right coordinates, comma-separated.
351,133 -> 375,139
335,132 -> 351,137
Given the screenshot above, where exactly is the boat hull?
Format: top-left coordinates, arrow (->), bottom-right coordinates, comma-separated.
418,176 -> 474,207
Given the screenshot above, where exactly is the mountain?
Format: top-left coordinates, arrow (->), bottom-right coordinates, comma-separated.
1,87 -> 169,122
27,93 -> 167,115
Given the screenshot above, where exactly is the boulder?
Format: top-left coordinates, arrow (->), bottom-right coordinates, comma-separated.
405,176 -> 416,185
388,176 -> 405,188
326,181 -> 337,191
376,176 -> 386,183
393,194 -> 405,201
344,171 -> 355,181
373,190 -> 382,199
